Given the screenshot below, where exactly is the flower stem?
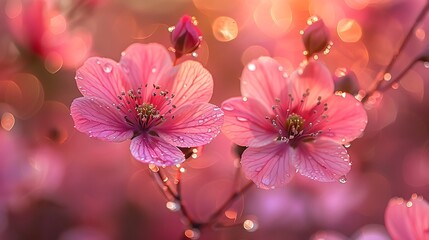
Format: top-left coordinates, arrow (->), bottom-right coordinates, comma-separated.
362,1 -> 429,103
203,181 -> 254,227
154,169 -> 177,199
378,60 -> 418,93
151,164 -> 254,239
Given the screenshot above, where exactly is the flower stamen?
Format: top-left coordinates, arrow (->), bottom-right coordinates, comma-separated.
285,113 -> 305,139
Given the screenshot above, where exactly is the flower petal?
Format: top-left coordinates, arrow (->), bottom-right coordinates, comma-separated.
130,134 -> 184,166
385,197 -> 418,240
241,143 -> 294,189
319,93 -> 368,143
289,60 -> 334,112
76,57 -> 129,103
293,139 -> 351,182
408,197 -> 429,240
240,57 -> 289,110
119,43 -> 173,102
155,102 -> 223,148
385,196 -> 429,240
166,60 -> 213,107
221,97 -> 277,147
70,97 -> 133,141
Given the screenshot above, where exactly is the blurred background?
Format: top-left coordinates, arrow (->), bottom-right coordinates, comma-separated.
1,0 -> 429,239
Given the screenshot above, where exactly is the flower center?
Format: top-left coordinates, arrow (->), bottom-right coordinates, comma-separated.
268,89 -> 330,144
285,113 -> 305,139
114,84 -> 176,131
136,103 -> 160,120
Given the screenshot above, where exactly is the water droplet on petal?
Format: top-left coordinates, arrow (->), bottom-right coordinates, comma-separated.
222,105 -> 234,111
247,63 -> 256,71
191,52 -> 198,58
168,26 -> 175,32
103,63 -> 113,73
151,67 -> 157,73
198,119 -> 204,125
236,116 -> 248,122
282,72 -> 288,78
261,176 -> 271,185
339,175 -> 347,184
424,61 -> 429,68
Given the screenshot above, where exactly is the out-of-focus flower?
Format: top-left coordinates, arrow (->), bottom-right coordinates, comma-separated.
301,17 -> 331,57
385,194 -> 429,240
0,130 -> 31,204
170,15 -> 202,60
6,0 -> 91,70
70,43 -> 223,166
221,57 -> 367,189
334,68 -> 360,95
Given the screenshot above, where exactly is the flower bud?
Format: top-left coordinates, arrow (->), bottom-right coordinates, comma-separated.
301,17 -> 331,57
170,15 -> 202,60
334,68 -> 360,95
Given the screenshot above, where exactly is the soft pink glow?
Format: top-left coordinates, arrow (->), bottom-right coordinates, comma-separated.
6,0 -> 91,69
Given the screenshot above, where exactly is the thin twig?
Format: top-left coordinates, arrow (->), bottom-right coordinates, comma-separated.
362,1 -> 429,103
203,181 -> 254,227
155,169 -> 177,199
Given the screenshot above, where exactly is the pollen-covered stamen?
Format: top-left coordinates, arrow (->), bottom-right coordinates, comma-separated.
136,103 -> 160,120
285,113 -> 305,139
114,84 -> 177,129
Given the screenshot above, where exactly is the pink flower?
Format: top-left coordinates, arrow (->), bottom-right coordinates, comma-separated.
70,43 -> 223,166
170,15 -> 202,60
221,57 -> 367,189
385,194 -> 429,240
6,0 -> 91,69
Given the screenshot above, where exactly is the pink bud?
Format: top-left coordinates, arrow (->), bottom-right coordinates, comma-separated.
170,15 -> 202,60
302,17 -> 330,57
334,68 -> 360,95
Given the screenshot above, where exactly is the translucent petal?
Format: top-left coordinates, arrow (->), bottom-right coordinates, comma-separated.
319,93 -> 368,143
156,102 -> 223,148
241,143 -> 294,189
76,57 -> 129,103
293,139 -> 351,182
70,97 -> 133,141
166,60 -> 213,107
240,57 -> 289,111
289,61 -> 334,112
130,134 -> 185,166
221,97 -> 277,147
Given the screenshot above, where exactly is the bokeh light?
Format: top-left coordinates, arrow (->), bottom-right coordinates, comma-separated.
212,16 -> 238,42
253,0 -> 293,38
1,112 -> 15,131
337,18 -> 362,43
